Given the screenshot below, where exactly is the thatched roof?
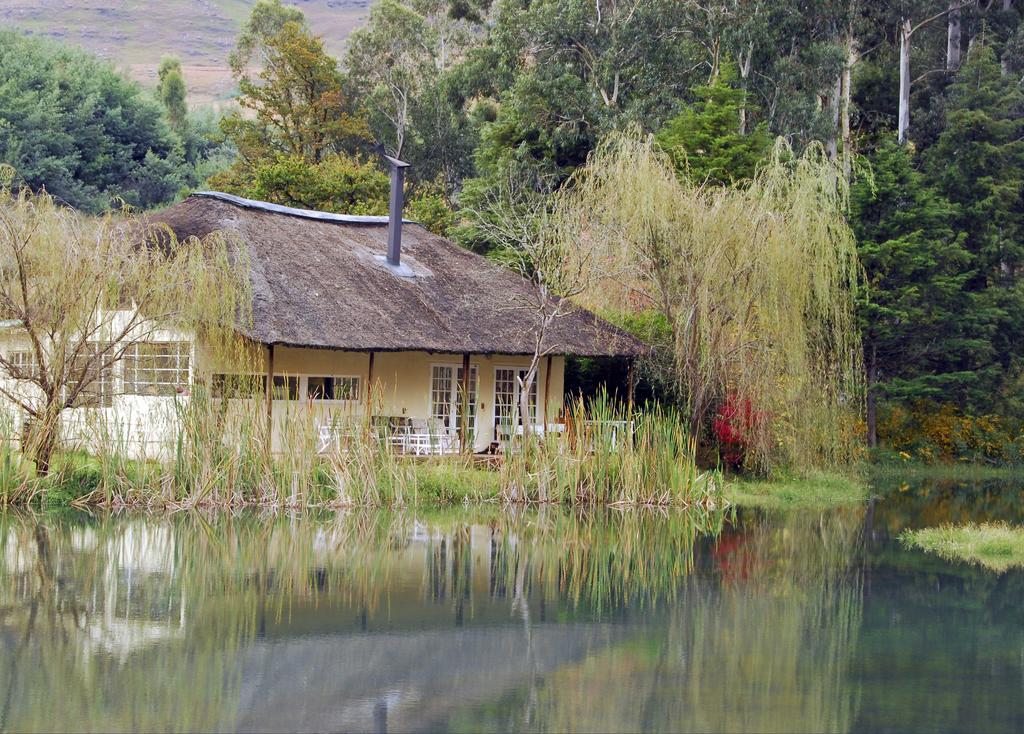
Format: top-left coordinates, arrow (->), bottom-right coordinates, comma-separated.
149,193 -> 646,357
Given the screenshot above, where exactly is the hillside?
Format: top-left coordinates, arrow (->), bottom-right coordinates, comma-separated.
0,0 -> 369,106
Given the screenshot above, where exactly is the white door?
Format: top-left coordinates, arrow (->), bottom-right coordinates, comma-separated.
430,365 -> 478,435
494,367 -> 538,440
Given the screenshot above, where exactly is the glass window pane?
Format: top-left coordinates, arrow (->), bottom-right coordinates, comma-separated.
272,375 -> 298,400
307,376 -> 330,400
307,376 -> 360,401
431,366 -> 453,428
211,374 -> 265,398
124,342 -> 190,396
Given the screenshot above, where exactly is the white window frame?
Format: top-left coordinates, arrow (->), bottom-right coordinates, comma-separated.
123,341 -> 192,397
64,342 -> 116,409
430,363 -> 479,435
305,374 -> 362,403
6,350 -> 39,380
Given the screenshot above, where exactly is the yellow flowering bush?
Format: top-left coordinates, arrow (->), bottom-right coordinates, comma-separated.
878,402 -> 1024,465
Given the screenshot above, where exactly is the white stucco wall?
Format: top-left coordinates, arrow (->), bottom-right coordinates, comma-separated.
0,326 -> 192,460
204,346 -> 566,453
0,325 -> 567,457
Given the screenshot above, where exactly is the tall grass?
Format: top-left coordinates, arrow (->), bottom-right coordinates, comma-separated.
0,387 -> 720,509
501,393 -> 721,507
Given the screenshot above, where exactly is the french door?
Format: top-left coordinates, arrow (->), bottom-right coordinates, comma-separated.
494,367 -> 538,437
430,365 -> 478,434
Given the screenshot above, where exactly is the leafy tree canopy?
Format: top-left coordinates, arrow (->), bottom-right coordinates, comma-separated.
221,18 -> 369,171
0,31 -> 186,213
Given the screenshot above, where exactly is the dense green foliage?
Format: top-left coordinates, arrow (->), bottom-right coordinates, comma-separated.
210,1 -> 456,230
655,75 -> 773,186
0,31 -> 193,212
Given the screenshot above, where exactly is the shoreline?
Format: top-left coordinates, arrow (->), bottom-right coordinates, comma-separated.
9,456 -> 1018,512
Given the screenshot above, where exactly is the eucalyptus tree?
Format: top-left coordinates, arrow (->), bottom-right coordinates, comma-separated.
456,0 -> 697,252
678,0 -> 856,154
345,0 -> 488,158
892,0 -> 983,143
488,0 -> 695,126
222,19 -> 368,167
227,0 -> 306,76
213,4 -> 373,207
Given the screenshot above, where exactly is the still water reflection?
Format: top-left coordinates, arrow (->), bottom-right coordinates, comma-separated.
1,481 -> 1023,733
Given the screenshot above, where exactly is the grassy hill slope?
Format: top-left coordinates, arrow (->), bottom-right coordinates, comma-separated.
0,0 -> 369,105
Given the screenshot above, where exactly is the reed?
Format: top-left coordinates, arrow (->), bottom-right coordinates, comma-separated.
0,411 -> 38,505
500,392 -> 722,507
0,382 -> 721,509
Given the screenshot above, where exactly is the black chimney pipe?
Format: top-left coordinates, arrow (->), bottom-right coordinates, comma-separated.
381,152 -> 411,267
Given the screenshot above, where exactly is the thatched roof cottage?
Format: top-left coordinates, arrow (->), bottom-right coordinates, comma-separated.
142,190 -> 644,454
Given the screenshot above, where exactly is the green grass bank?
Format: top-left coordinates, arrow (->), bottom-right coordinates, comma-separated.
900,523 -> 1024,572
723,471 -> 870,510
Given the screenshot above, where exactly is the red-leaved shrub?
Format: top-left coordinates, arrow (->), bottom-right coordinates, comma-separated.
712,394 -> 764,470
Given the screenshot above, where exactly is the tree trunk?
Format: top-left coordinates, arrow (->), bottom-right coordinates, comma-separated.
866,343 -> 878,449
947,1 -> 962,71
738,42 -> 754,135
27,412 -> 59,477
826,75 -> 841,160
898,18 -> 912,144
841,32 -> 855,179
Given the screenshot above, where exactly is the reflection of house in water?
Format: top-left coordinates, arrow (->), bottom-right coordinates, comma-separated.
2,521 -> 186,664
231,624 -> 630,733
1,518 -> 641,732
90,522 -> 185,662
226,524 -> 635,733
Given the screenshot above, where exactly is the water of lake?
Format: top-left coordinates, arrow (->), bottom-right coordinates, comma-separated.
2,476 -> 1023,733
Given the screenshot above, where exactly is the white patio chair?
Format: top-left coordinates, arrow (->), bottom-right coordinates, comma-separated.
402,418 -> 458,455
317,424 -> 338,454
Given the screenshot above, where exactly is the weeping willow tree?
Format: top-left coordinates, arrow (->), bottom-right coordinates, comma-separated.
556,130 -> 863,473
0,188 -> 250,476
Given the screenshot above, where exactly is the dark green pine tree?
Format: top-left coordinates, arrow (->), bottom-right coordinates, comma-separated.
655,74 -> 773,186
923,43 -> 1024,412
852,140 -> 974,446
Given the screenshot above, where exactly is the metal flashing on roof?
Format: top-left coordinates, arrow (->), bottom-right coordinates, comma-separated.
373,254 -> 416,279
191,191 -> 414,225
